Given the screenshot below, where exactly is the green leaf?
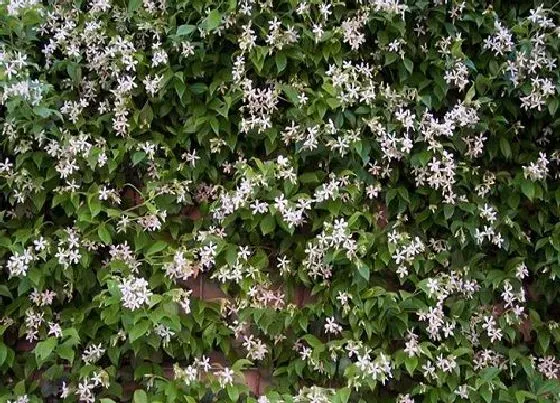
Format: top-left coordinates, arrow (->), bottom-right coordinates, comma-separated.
129,320 -> 150,343
0,286 -> 11,299
357,263 -> 370,281
515,391 -> 536,403
67,63 -> 81,83
215,102 -> 229,118
403,59 -> 413,74
133,390 -> 148,403
521,181 -> 535,201
538,330 -> 550,354
138,103 -> 153,128
443,204 -> 454,220
89,196 -> 101,218
206,10 -> 222,30
32,192 -> 46,211
537,380 -> 560,397
405,356 -> 418,376
190,82 -> 207,94
249,46 -> 267,72
275,53 -> 287,73
128,0 -> 141,12
227,386 -> 239,401
175,79 -> 186,100
0,343 -> 7,366
480,367 -> 500,382
299,172 -> 321,184
35,337 -> 57,365
386,188 -> 397,206
333,388 -> 351,403
57,342 -> 75,363
145,240 -> 168,256
385,52 -> 398,66
499,137 -> 511,159
33,107 -> 54,118
14,381 -> 26,396
465,84 -> 476,103
176,24 -> 196,36
209,116 -> 220,134
480,384 -> 493,403
259,214 -> 276,235
98,223 -> 112,245
231,359 -> 253,371
301,334 -> 324,351
132,151 -> 146,166
548,98 -> 558,116
508,190 -> 520,209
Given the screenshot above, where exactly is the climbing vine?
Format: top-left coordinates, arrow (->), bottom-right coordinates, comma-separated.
1,0 -> 560,402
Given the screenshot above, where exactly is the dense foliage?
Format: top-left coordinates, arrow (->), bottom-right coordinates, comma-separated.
1,0 -> 560,401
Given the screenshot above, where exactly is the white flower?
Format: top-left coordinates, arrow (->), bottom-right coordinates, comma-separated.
61,382 -> 71,398
0,158 -> 13,173
455,385 -> 469,399
324,316 -> 342,334
98,185 -> 111,201
81,343 -> 106,364
242,335 -> 268,361
118,276 -> 153,310
33,237 -> 47,251
48,322 -> 63,337
479,203 -> 497,223
396,266 -> 408,278
143,74 -> 164,96
198,355 -> 211,372
250,200 -> 268,214
154,324 -> 175,347
426,278 -> 439,297
516,262 -> 529,279
182,149 -> 200,167
6,250 -> 34,278
217,368 -> 234,387
276,155 -> 289,167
